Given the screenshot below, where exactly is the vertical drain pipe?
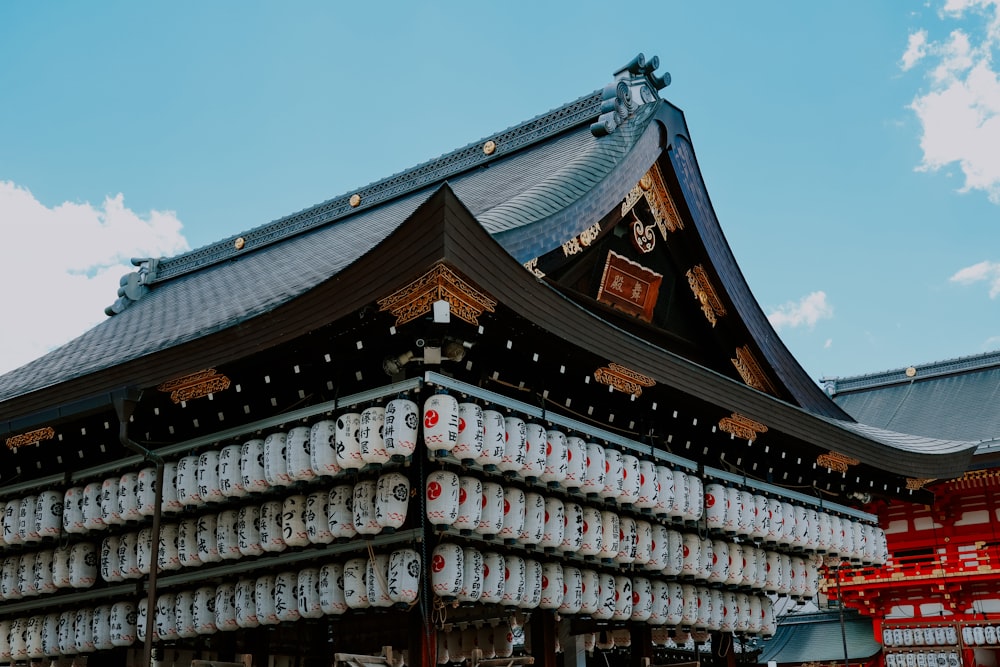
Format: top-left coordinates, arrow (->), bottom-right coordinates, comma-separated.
114,388 -> 164,667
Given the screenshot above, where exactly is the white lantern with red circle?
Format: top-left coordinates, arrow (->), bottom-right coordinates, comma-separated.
541,430 -> 568,486
563,436 -> 586,491
654,466 -> 675,517
579,506 -> 602,556
616,516 -> 638,564
476,481 -> 505,537
761,596 -> 777,636
431,543 -> 463,600
499,416 -> 527,475
752,494 -> 769,541
598,510 -> 620,560
521,491 -> 544,546
705,483 -> 728,532
663,529 -> 684,577
216,509 -> 240,560
581,443 -> 606,495
631,576 -> 652,622
388,548 -> 421,605
747,594 -> 763,634
458,547 -> 483,603
579,568 -> 600,616
309,419 -> 339,477
649,580 -> 670,625
425,470 -> 459,527
477,409 -> 506,469
521,558 -> 542,608
360,406 -> 388,466
736,490 -> 754,536
501,554 -> 526,606
539,561 -> 564,610
494,624 -> 514,659
670,470 -> 690,521
540,497 -> 564,550
635,460 -> 658,509
454,476 -> 482,532
384,397 -> 419,461
560,565 -> 582,615
619,454 -> 640,506
335,412 -> 364,471
708,539 -> 730,584
499,487 -> 526,541
561,501 -> 583,553
423,393 -> 459,455
646,523 -> 667,571
522,423 -> 547,481
453,403 -> 484,463
318,563 -> 348,615
352,479 -> 380,536
699,536 -> 714,580
709,588 -> 725,631
592,573 -> 616,620
480,551 -> 505,604
366,555 -> 392,608
789,555 -> 807,598
724,541 -> 743,587
681,532 -> 701,578
323,484 -> 354,540
766,497 -> 784,544
602,449 -> 624,501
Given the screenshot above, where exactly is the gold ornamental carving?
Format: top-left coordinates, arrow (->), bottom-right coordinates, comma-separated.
6,426 -> 55,450
905,477 -> 936,491
561,222 -> 602,257
523,257 -> 546,279
621,162 -> 684,254
593,362 -> 656,397
718,413 -> 768,442
731,345 -> 777,395
816,451 -> 860,473
686,265 -> 726,327
157,368 -> 232,404
377,263 -> 497,327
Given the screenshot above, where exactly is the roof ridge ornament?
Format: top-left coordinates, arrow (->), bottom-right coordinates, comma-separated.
591,52 -> 670,138
104,257 -> 160,316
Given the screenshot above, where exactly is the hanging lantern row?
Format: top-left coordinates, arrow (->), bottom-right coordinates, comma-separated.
86,475 -> 410,583
0,491 -> 63,547
704,483 -> 886,564
883,626 -> 959,648
585,627 -> 707,653
961,625 -> 1000,647
426,474 -> 822,598
0,600 -> 138,661
885,652 -> 962,667
436,623 -> 517,664
427,542 -> 777,635
0,542 -> 98,600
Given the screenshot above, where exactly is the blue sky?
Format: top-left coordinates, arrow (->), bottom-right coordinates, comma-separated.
1,1 -> 999,383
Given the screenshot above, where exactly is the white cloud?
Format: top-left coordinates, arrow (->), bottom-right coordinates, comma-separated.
767,291 -> 834,331
906,1 -> 1000,202
824,338 -> 833,349
0,181 -> 189,375
950,259 -> 1000,296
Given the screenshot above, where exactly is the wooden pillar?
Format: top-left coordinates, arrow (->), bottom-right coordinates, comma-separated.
630,624 -> 652,667
712,631 -> 737,667
529,611 -> 558,667
408,607 -> 435,666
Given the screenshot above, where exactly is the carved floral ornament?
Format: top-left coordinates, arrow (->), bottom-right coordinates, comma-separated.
593,363 -> 656,397
717,413 -> 768,442
621,163 -> 684,254
377,263 -> 497,327
815,450 -> 860,473
905,477 -> 936,491
157,368 -> 232,404
5,426 -> 55,450
686,264 -> 726,327
731,345 -> 777,396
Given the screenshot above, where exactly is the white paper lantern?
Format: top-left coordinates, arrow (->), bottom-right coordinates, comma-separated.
752,494 -> 770,541
423,393 -> 459,455
476,481 -> 505,537
648,580 -> 670,626
598,510 -> 620,560
374,471 -> 410,532
239,439 -> 268,493
766,497 -> 784,544
579,569 -> 600,615
521,423 -> 547,481
255,575 -> 279,624
235,579 -> 259,628
559,565 -> 583,615
51,544 -> 72,590
602,449 -> 624,501
735,490 -> 754,537
705,483 -> 728,532
235,505 -> 263,557
360,406 -> 389,466
56,610 -> 75,655
707,539 -> 729,584
660,529 -> 681,577
197,450 -> 224,503
327,484 -> 357,539
34,490 -> 63,538
634,459 -> 658,509
388,549 -> 421,605
308,419 -> 340,478
681,532 -> 701,578
453,402 -> 485,463
761,596 -> 776,636
579,506 -> 602,556
477,624 -> 496,659
7,617 -> 25,659
540,430 -> 568,485
153,461 -> 179,514
215,444 -> 244,499
80,486 -> 103,532
304,491 -> 333,544
259,500 -> 287,552
67,541 -> 97,588
477,409 -> 506,469
494,623 -> 514,659
196,514 -> 222,563
285,425 -> 316,482
342,557 -> 369,610
99,535 -> 123,582
779,501 -> 797,546
671,470 -> 690,521
724,542 -> 743,587
191,586 -> 217,634
383,397 -> 419,461
592,572 -> 616,620
562,436 -> 586,491
366,555 -> 392,608
479,551 -> 506,604
73,608 -> 94,653
500,416 -> 527,476
789,556 -> 807,598
521,558 -> 542,609
0,617 -> 12,660
92,604 -> 113,650
30,549 -> 55,594
654,465 -> 675,516
453,476 -> 482,532
16,495 -> 39,543
175,517 -> 199,567
110,601 -> 137,647
708,588 -> 725,631
581,443 -> 606,496
214,582 -> 238,630
263,432 -> 291,488
501,554 -> 525,606
619,454 -> 640,506
215,509 -> 240,560
631,576 -> 653,622
458,547 -> 483,603
425,469 -> 459,527
540,496 -> 565,550
687,475 -> 705,522
499,486 -> 526,541
521,491 -> 544,546
282,494 -> 310,548
560,501 -> 583,553
25,614 -> 45,658
610,576 -> 633,621
616,516 -> 638,564
296,567 -> 322,618
117,531 -> 140,579
335,412 -> 364,470
647,523 -> 668,571
62,487 -> 85,534
430,543 -> 463,599
176,455 -> 202,507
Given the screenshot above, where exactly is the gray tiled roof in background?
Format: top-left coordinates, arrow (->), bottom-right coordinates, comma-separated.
757,610 -> 881,664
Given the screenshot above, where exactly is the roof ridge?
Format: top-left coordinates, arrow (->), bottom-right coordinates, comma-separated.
823,348 -> 1000,395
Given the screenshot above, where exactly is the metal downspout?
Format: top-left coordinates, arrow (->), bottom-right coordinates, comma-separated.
114,389 -> 164,667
